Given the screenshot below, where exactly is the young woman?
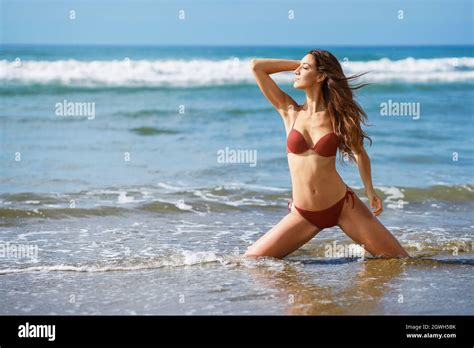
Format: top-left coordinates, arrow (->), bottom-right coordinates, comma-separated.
244,49 -> 409,259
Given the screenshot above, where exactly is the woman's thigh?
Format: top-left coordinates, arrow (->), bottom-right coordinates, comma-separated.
244,208 -> 321,259
337,193 -> 409,258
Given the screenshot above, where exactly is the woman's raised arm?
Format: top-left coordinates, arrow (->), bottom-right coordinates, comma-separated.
250,58 -> 300,117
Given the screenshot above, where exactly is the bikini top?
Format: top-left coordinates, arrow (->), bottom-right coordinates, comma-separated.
286,113 -> 340,157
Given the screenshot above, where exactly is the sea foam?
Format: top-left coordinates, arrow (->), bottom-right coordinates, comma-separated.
1,57 -> 473,87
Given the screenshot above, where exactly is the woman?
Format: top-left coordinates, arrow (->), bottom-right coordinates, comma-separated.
244,49 -> 409,259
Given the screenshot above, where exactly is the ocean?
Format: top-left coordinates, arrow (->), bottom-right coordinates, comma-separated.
0,45 -> 473,315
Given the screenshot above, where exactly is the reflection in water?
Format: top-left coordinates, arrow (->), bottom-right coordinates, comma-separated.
244,257 -> 406,315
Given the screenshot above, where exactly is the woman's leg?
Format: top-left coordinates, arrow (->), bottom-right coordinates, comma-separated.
337,192 -> 409,258
244,206 -> 322,259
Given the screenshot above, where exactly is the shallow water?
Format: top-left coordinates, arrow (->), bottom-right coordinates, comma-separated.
0,204 -> 473,315
1,253 -> 473,315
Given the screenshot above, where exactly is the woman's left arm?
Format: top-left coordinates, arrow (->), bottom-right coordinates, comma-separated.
354,147 -> 384,216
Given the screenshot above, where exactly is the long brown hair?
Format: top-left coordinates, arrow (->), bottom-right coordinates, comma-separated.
308,49 -> 372,165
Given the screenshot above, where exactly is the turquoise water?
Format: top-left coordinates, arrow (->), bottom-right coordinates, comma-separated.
0,45 -> 473,314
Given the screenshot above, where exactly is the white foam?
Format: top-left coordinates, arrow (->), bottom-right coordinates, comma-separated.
17,230 -> 67,239
117,191 -> 135,204
180,250 -> 219,265
157,182 -> 186,191
0,250 -> 222,274
460,184 -> 474,192
344,57 -> 474,82
0,250 -> 297,274
377,186 -> 408,208
2,57 -> 472,87
224,198 -> 269,207
231,183 -> 288,192
193,190 -> 225,202
175,200 -> 192,210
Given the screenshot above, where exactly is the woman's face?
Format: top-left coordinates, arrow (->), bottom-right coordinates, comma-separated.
293,54 -> 324,90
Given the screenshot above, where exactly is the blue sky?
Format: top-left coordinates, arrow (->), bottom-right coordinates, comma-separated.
1,0 -> 473,46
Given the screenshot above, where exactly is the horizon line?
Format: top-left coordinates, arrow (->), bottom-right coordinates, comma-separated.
2,43 -> 474,48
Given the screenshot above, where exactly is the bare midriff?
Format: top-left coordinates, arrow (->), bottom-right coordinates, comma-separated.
287,150 -> 347,211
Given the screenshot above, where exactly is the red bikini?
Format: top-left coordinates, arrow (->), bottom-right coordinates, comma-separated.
286,124 -> 339,157
286,113 -> 355,229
